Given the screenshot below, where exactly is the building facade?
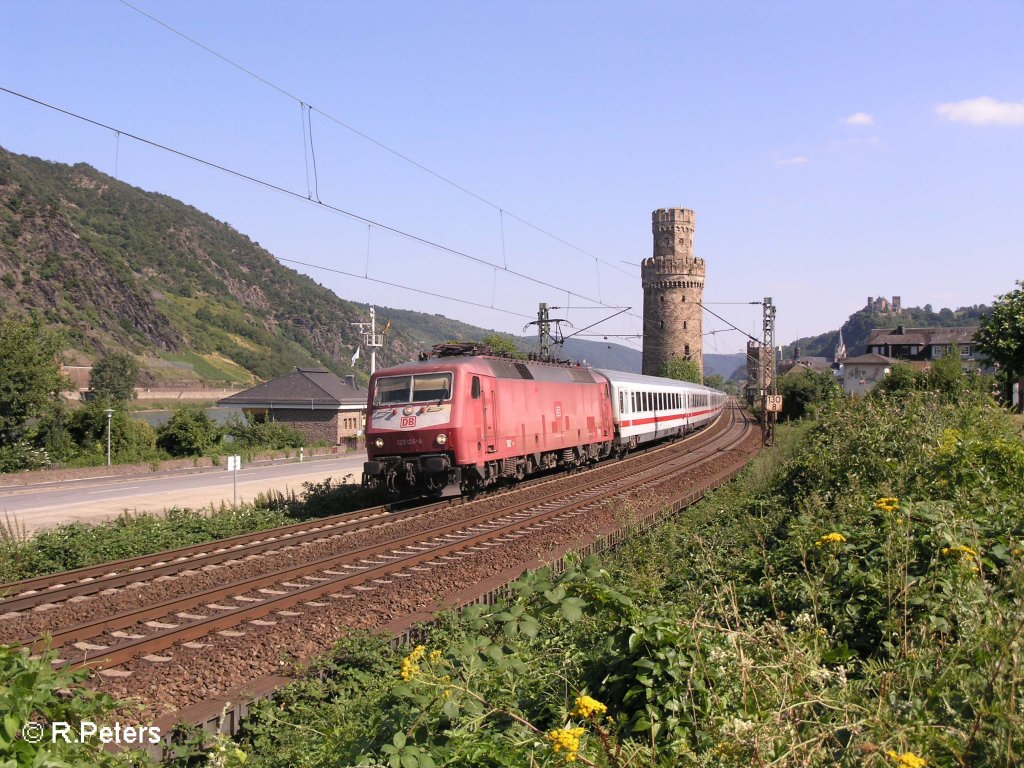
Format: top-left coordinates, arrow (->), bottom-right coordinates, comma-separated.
865,325 -> 978,363
642,208 -> 705,377
839,353 -> 895,396
218,368 -> 366,448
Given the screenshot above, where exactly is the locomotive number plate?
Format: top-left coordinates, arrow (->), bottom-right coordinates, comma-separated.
400,416 -> 417,427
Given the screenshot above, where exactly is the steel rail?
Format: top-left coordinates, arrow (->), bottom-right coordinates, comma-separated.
1,417 -> 721,612
39,408 -> 745,669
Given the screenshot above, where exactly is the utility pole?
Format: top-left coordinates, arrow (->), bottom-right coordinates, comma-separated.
523,303 -> 567,360
537,303 -> 553,359
761,297 -> 778,447
104,408 -> 113,466
351,306 -> 385,375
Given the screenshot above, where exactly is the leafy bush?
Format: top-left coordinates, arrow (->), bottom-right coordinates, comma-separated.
0,644 -> 127,766
778,367 -> 841,420
67,401 -> 159,464
156,406 -> 223,457
224,414 -> 305,451
0,441 -> 49,473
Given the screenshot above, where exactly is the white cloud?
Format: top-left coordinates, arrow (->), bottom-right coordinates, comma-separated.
843,112 -> 875,126
935,96 -> 1024,125
775,155 -> 809,167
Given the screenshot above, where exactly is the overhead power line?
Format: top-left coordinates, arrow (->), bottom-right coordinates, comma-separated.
0,85 -> 631,320
116,0 -> 636,282
276,257 -> 532,319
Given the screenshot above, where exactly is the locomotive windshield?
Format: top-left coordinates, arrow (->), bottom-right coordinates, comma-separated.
373,373 -> 453,405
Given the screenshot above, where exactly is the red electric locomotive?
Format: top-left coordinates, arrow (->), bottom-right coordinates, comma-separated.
362,352 -> 615,495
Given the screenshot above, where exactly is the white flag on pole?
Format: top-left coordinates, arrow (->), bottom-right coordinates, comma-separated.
351,347 -> 361,365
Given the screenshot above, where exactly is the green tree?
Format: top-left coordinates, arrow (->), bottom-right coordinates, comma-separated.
224,413 -> 305,450
88,352 -> 139,402
975,280 -> 1024,407
874,361 -> 922,396
703,373 -> 726,391
659,356 -> 702,383
157,406 -> 223,457
68,402 -> 158,463
778,368 -> 841,420
924,350 -> 966,400
481,333 -> 525,359
0,315 -> 65,446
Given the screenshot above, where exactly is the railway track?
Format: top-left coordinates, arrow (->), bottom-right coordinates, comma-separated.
1,404 -> 752,683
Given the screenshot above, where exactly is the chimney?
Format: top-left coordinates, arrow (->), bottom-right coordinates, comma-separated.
344,374 -> 357,389
896,324 -> 905,335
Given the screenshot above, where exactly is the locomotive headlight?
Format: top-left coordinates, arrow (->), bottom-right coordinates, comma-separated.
374,437 -> 384,448
435,433 -> 448,445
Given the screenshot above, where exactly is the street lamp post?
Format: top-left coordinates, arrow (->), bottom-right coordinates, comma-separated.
104,408 -> 113,466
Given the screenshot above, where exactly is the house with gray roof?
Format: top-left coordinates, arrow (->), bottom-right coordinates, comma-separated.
218,368 -> 366,447
865,325 -> 979,364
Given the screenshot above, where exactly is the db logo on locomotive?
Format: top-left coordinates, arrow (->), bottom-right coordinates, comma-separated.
400,416 -> 417,428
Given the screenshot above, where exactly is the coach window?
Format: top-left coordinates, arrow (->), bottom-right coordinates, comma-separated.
471,376 -> 481,399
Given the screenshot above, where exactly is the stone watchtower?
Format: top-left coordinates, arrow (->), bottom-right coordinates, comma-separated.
642,208 -> 705,377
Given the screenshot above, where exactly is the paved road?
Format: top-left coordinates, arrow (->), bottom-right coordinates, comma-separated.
0,453 -> 368,533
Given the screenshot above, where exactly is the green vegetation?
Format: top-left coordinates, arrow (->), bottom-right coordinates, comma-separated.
480,332 -> 526,359
975,279 -> 1024,408
777,367 -> 841,420
786,302 -> 991,361
658,356 -> 702,383
156,406 -> 223,457
0,645 -> 130,767
89,352 -> 140,402
0,478 -> 386,583
203,387 -> 1024,768
224,414 -> 305,451
0,315 -> 65,472
0,328 -> 313,470
702,372 -> 726,391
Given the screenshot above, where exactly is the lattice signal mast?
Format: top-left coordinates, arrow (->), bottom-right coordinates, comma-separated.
762,297 -> 778,447
351,306 -> 385,375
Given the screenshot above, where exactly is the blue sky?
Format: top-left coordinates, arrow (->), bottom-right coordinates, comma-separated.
2,0 -> 1021,354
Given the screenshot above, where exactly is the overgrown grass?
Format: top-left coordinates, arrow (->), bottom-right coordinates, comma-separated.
0,479 -> 388,583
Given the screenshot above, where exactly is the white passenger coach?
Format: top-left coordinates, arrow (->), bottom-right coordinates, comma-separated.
592,369 -> 727,450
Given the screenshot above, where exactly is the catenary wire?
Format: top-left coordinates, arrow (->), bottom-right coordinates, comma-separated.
115,0 -> 637,282
0,85 -> 630,317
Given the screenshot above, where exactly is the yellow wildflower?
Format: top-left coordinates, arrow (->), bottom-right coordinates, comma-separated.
941,545 -> 979,560
429,649 -> 443,662
572,695 -> 608,719
548,727 -> 586,762
887,750 -> 927,768
401,645 -> 427,681
875,497 -> 900,513
815,532 -> 847,548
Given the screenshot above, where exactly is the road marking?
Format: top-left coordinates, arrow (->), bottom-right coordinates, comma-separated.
87,486 -> 141,495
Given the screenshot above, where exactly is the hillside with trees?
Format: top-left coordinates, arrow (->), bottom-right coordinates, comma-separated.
0,147 -> 639,386
785,300 -> 990,361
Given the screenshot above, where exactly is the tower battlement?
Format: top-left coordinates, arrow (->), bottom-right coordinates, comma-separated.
642,207 -> 705,377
